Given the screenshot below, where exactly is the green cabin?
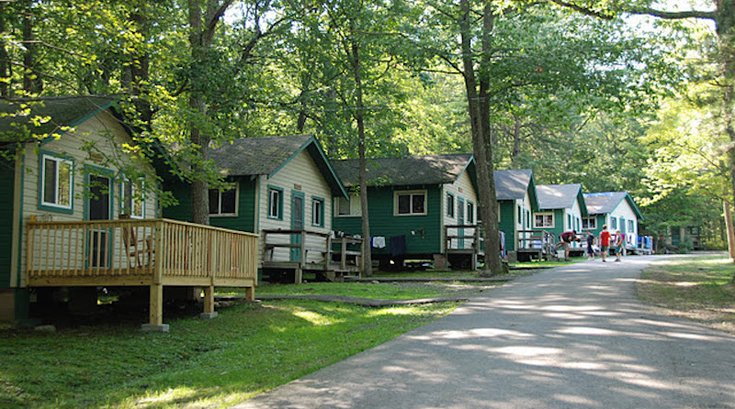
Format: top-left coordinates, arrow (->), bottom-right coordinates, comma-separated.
494,169 -> 540,256
0,97 -> 160,323
533,184 -> 589,251
331,154 -> 479,269
583,192 -> 643,250
164,135 -> 349,279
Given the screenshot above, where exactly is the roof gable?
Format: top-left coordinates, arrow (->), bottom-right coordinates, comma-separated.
332,154 -> 475,188
537,184 -> 588,216
0,96 -> 116,144
584,191 -> 642,219
209,135 -> 347,197
494,169 -> 540,210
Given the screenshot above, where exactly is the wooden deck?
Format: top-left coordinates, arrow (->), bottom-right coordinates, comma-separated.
261,229 -> 363,283
25,218 -> 259,331
444,224 -> 484,270
516,230 -> 557,261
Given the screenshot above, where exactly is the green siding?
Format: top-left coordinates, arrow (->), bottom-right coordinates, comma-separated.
0,160 -> 14,288
333,185 -> 443,255
498,201 -> 516,252
163,178 -> 257,233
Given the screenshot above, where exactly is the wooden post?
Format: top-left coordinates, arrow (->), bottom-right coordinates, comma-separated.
142,221 -> 169,332
245,285 -> 255,302
200,285 -> 218,319
325,234 -> 332,272
340,237 -> 347,271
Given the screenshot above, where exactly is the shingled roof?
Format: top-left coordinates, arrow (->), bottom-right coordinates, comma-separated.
0,96 -> 116,143
494,169 -> 540,211
331,154 -> 475,188
208,135 -> 347,197
536,183 -> 588,216
584,192 -> 642,219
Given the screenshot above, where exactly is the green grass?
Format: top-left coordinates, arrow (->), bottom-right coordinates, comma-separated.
637,254 -> 735,333
0,286 -> 462,409
257,282 -> 447,299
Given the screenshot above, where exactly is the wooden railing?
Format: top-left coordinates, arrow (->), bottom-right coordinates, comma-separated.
517,229 -> 556,255
26,218 -> 259,286
444,224 -> 483,253
261,229 -> 363,282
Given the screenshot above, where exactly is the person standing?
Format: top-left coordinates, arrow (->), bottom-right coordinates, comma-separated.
599,225 -> 611,262
614,230 -> 624,262
586,232 -> 595,260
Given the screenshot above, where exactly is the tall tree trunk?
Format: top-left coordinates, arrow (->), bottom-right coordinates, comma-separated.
129,5 -> 153,126
351,36 -> 373,277
459,0 -> 501,274
0,3 -> 9,98
511,116 -> 522,166
723,201 -> 735,261
188,0 -> 210,225
22,0 -> 41,94
717,0 -> 735,264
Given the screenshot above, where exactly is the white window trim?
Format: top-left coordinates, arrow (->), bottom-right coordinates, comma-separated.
534,212 -> 555,229
41,154 -> 73,210
334,193 -> 362,217
582,216 -> 597,230
466,200 -> 475,224
394,189 -> 428,216
312,197 -> 325,227
209,185 -> 238,217
446,193 -> 455,218
267,187 -> 283,220
121,178 -> 145,219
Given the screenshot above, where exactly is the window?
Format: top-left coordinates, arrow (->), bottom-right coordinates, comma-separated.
611,217 -> 618,229
335,193 -> 362,217
395,190 -> 426,216
446,193 -> 455,218
41,154 -> 73,210
526,210 -> 531,228
628,220 -> 635,232
517,205 -> 522,224
534,212 -> 554,228
567,214 -> 572,229
312,197 -> 325,227
121,178 -> 145,218
209,187 -> 236,216
467,201 -> 475,223
267,186 -> 283,219
582,217 -> 597,230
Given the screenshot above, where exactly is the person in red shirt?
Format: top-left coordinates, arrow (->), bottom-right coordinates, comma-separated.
599,225 -> 611,262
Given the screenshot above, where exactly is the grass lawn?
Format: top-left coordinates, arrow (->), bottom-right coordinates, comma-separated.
0,282 -> 470,409
636,254 -> 735,334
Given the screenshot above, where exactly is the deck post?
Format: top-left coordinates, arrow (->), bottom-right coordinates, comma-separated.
200,285 -> 218,319
325,234 -> 332,272
340,237 -> 347,271
142,221 -> 169,332
245,286 -> 255,302
142,283 -> 168,332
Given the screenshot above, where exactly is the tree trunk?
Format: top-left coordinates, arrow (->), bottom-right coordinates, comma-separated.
188,0 -> 210,225
129,6 -> 153,126
22,0 -> 41,94
0,3 -> 9,98
459,0 -> 501,275
511,116 -> 522,166
351,36 -> 373,277
723,201 -> 735,262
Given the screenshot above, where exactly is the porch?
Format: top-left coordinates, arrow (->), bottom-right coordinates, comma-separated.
25,218 -> 259,331
444,224 -> 484,270
261,229 -> 363,283
516,229 -> 557,261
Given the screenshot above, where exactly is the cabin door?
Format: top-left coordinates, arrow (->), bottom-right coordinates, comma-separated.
87,173 -> 112,267
457,197 -> 465,249
290,191 -> 305,261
